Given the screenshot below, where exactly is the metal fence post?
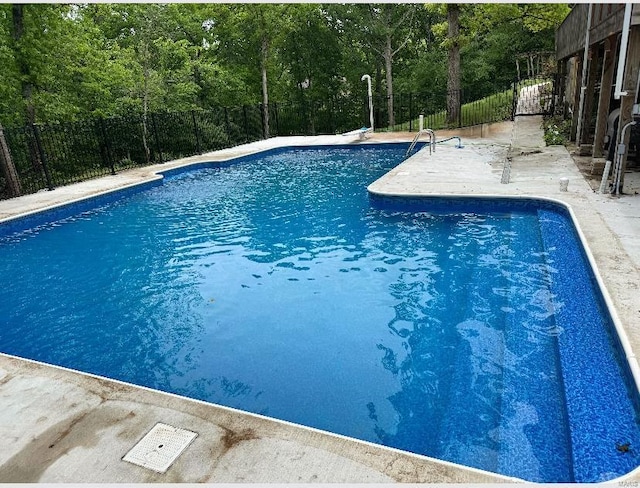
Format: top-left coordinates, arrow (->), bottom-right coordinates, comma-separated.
151,113 -> 163,163
0,123 -> 22,197
274,102 -> 280,136
99,118 -> 116,175
310,101 -> 316,136
409,93 -> 414,132
31,124 -> 54,190
224,107 -> 232,145
191,110 -> 201,154
243,106 -> 249,142
330,100 -> 335,134
260,103 -> 266,140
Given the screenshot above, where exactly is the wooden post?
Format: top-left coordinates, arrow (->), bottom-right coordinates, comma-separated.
593,36 -> 618,157
580,47 -> 600,145
570,55 -> 583,141
0,123 -> 22,197
557,59 -> 567,117
616,26 -> 640,192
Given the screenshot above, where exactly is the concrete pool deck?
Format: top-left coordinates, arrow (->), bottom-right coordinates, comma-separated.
1,116 -> 640,482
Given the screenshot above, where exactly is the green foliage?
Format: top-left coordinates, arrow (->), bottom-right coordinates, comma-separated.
0,5 -> 22,125
429,3 -> 567,102
281,4 -> 342,102
0,3 -> 566,128
542,116 -> 571,146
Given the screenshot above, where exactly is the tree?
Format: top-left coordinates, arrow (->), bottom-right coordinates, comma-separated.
213,4 -> 290,138
446,4 -> 460,126
336,4 -> 418,128
281,5 -> 342,103
88,4 -> 205,160
8,4 -> 69,124
0,3 -> 564,131
10,4 -> 33,124
378,5 -> 418,128
0,5 -> 22,126
430,3 -> 569,123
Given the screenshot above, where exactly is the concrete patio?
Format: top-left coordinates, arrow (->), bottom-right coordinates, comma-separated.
1,116 -> 639,483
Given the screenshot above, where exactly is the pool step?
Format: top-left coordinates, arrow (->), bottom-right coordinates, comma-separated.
496,211 -> 573,482
537,209 -> 640,482
436,217 -> 508,474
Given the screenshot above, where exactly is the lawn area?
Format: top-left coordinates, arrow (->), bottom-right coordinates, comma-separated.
385,88 -> 514,132
384,78 -> 547,132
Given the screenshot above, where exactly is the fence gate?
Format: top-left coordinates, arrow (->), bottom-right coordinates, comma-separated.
512,76 -> 556,118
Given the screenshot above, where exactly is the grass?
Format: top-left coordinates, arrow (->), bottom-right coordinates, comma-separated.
383,78 -> 548,132
382,87 -> 513,133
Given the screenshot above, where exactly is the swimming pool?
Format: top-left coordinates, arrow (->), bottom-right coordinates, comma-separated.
0,144 -> 638,482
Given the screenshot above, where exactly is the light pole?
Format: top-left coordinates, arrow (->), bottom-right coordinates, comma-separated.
361,74 -> 374,131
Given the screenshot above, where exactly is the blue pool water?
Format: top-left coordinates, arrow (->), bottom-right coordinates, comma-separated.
0,144 -> 639,482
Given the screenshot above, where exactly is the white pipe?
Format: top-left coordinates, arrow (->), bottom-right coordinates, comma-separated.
576,3 -> 592,144
614,2 -> 633,99
361,74 -> 374,131
599,160 -> 612,193
613,120 -> 636,195
419,114 -> 424,132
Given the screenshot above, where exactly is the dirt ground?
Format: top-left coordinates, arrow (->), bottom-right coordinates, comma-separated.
566,142 -> 640,195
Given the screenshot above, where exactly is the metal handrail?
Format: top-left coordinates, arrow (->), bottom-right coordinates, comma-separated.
406,128 -> 435,158
435,136 -> 463,148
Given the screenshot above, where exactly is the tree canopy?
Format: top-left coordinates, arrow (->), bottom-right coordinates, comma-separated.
0,3 -> 569,127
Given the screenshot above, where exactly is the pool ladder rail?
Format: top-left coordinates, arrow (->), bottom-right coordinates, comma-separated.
406,129 -> 435,158
405,130 -> 463,159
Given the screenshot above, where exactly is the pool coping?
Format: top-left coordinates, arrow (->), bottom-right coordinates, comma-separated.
1,125 -> 640,482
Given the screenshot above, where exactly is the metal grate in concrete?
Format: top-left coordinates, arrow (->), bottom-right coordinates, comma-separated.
122,422 -> 198,473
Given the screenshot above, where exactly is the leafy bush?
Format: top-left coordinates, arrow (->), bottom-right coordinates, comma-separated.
542,116 -> 571,146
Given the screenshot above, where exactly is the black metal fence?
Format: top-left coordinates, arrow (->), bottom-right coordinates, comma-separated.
0,77 -> 555,201
512,76 -> 558,117
0,107 -> 264,200
269,95 -> 364,136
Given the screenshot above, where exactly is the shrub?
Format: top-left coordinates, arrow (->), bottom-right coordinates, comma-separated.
542,116 -> 571,146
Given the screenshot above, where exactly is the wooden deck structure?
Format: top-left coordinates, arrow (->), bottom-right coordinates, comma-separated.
556,3 -> 640,191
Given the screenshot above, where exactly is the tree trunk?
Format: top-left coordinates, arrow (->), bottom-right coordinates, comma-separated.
384,34 -> 395,128
261,35 -> 270,139
446,3 -> 461,127
141,40 -> 151,164
374,62 -> 383,129
11,4 -> 35,125
0,123 -> 22,197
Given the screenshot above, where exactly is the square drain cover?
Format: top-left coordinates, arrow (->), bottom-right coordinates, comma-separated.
122,422 -> 198,473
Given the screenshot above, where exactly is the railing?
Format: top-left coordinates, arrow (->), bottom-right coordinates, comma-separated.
406,129 -> 436,158
0,107 -> 264,200
0,79 -> 552,201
